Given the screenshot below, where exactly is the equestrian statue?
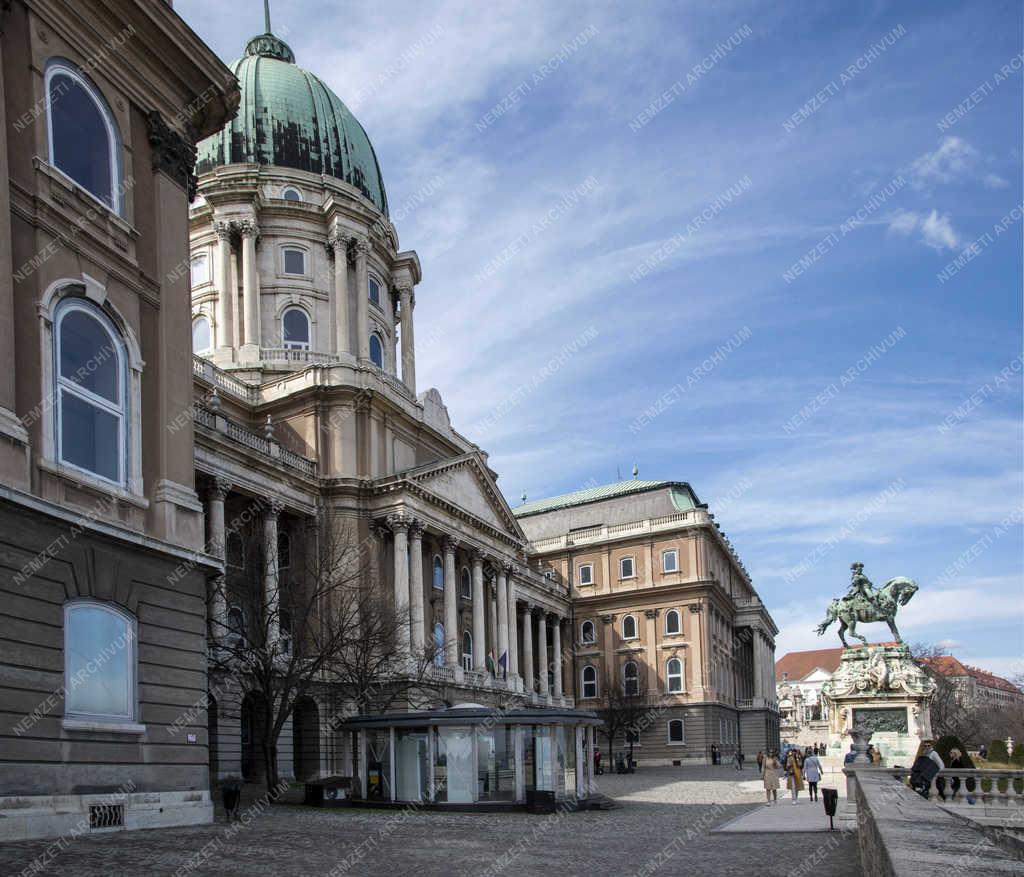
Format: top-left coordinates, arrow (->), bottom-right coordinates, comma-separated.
816,562 -> 919,648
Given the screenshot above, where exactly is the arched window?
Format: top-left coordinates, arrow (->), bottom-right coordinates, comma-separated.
227,606 -> 245,641
281,186 -> 302,202
580,620 -> 596,645
460,567 -> 471,599
192,315 -> 211,354
64,601 -> 135,722
581,665 -> 598,699
462,631 -> 473,671
282,307 -> 310,350
55,299 -> 126,485
190,254 -> 209,287
432,555 -> 444,590
665,609 -> 681,636
283,247 -> 306,275
667,657 -> 683,692
621,614 -> 637,640
277,532 -> 291,569
623,661 -> 640,697
667,719 -> 685,744
369,333 -> 384,368
433,623 -> 445,666
369,276 -> 381,307
46,62 -> 120,213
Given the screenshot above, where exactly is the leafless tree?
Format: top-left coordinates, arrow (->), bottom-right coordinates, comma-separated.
595,669 -> 651,767
910,642 -> 984,744
209,512 -> 434,794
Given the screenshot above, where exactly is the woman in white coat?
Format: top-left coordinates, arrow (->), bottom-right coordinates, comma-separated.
802,747 -> 823,802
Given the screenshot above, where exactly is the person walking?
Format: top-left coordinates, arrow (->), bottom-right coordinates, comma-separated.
803,748 -> 823,802
733,750 -> 743,771
756,750 -> 764,774
785,748 -> 805,804
762,750 -> 780,805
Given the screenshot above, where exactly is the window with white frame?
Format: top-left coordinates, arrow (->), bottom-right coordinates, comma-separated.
55,299 -> 127,485
64,601 -> 135,723
283,247 -> 306,276
619,556 -> 635,579
623,660 -> 640,696
281,186 -> 302,202
432,555 -> 444,590
580,619 -> 596,644
665,608 -> 681,636
282,307 -> 310,350
662,549 -> 678,573
369,275 -> 382,307
667,657 -> 684,692
190,253 -> 209,287
46,61 -> 121,213
369,333 -> 384,368
460,567 -> 471,599
621,614 -> 638,640
667,719 -> 685,744
192,315 -> 211,354
581,665 -> 598,699
462,631 -> 473,671
577,563 -> 594,586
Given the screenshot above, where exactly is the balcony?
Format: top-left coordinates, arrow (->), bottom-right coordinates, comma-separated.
193,403 -> 317,478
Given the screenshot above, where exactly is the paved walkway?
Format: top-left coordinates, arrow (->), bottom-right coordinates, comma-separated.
0,768 -> 862,877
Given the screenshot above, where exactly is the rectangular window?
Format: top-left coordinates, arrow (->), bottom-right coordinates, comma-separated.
190,254 -> 209,286
619,556 -> 635,579
283,248 -> 305,275
662,549 -> 678,573
668,719 -> 685,744
577,563 -> 593,586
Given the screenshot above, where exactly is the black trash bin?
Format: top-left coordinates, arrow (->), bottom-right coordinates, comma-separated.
821,787 -> 838,830
526,790 -> 556,814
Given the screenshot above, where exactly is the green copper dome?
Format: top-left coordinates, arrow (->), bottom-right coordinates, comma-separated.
197,32 -> 389,216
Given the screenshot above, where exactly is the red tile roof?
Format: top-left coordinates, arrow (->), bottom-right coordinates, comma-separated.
921,656 -> 1022,693
775,647 -> 844,682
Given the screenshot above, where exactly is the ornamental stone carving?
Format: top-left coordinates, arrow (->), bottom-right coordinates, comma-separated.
146,110 -> 198,200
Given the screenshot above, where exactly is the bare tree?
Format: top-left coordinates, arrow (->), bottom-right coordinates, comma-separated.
209,512 -> 434,794
909,642 -> 984,744
595,669 -> 650,767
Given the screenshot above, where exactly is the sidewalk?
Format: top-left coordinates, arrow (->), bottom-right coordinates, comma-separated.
712,795 -> 857,834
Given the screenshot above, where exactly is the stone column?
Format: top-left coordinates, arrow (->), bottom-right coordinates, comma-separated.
215,221 -> 234,356
397,282 -> 416,394
407,520 -> 425,658
329,232 -> 351,357
496,565 -> 509,677
206,477 -> 231,637
552,616 -> 563,700
537,611 -> 549,698
506,565 -> 519,686
240,220 -> 260,361
471,551 -> 486,672
443,536 -> 459,667
388,514 -> 411,656
488,578 -> 498,673
522,604 -> 534,693
263,499 -> 283,646
752,629 -> 763,704
354,236 -> 370,360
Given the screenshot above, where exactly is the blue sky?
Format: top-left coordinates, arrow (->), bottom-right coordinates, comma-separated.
177,1 -> 1023,677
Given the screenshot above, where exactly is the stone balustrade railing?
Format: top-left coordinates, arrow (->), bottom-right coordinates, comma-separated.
886,766 -> 1024,808
527,509 -> 707,552
260,347 -> 342,365
194,404 -> 317,478
192,355 -> 259,404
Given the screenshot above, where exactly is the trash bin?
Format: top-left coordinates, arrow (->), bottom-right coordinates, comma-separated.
526,790 -> 556,814
304,776 -> 352,807
821,787 -> 838,830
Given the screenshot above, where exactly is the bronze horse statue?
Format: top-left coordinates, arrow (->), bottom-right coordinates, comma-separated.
816,577 -> 918,647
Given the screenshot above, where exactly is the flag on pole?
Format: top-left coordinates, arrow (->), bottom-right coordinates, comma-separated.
498,651 -> 508,680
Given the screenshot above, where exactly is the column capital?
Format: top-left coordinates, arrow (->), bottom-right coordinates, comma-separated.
501,560 -> 515,576
532,605 -> 546,620
688,604 -> 703,614
214,220 -> 233,241
601,614 -> 616,625
386,512 -> 411,533
408,518 -> 425,539
327,230 -> 351,256
442,534 -> 459,553
470,548 -> 486,565
209,476 -> 232,501
264,498 -> 284,520
237,219 -> 259,239
644,608 -> 659,620
353,235 -> 371,256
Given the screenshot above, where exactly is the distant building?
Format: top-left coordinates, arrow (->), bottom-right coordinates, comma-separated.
775,648 -> 843,744
920,656 -> 1024,710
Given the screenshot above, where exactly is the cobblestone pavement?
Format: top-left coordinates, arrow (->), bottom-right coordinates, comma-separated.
0,767 -> 862,877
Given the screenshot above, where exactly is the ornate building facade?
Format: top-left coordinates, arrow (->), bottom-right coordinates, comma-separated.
515,481 -> 780,763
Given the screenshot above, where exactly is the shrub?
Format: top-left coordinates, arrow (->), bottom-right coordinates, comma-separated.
988,739 -> 1010,762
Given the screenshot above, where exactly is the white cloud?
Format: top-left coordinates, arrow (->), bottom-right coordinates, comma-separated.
910,136 -> 978,187
887,210 -> 919,236
919,209 -> 960,250
983,172 -> 1009,189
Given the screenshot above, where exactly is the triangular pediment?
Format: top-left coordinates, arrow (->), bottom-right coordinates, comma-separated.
402,453 -> 526,542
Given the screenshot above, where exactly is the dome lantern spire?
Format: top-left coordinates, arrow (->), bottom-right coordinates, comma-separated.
245,0 -> 295,63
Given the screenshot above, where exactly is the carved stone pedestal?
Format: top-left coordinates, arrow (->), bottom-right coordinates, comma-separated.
822,643 -> 935,764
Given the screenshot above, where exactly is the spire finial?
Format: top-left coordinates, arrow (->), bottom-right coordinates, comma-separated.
632,463 -> 639,480
264,0 -> 272,33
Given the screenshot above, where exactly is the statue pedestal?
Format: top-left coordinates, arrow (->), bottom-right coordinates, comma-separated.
822,643 -> 935,764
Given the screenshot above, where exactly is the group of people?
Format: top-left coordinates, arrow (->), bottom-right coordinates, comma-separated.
757,747 -> 824,805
